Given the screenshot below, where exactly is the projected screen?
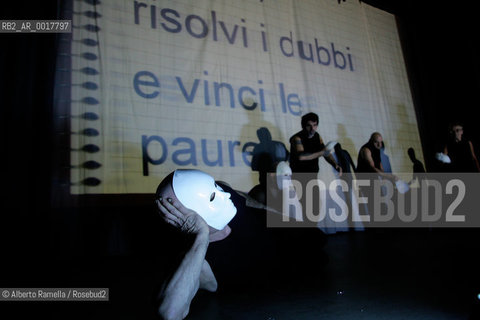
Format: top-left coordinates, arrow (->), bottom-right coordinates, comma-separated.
60,0 -> 423,194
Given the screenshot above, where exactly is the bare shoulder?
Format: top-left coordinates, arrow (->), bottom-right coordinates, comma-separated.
291,135 -> 302,144
360,146 -> 371,157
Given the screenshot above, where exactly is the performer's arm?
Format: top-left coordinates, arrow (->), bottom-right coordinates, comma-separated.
360,147 -> 397,181
468,141 -> 480,172
156,198 -> 215,320
292,136 -> 324,160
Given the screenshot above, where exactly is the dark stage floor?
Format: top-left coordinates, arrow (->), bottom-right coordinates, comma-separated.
186,228 -> 480,320
3,228 -> 480,319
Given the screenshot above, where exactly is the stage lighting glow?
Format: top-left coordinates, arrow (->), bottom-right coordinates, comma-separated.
60,0 -> 424,194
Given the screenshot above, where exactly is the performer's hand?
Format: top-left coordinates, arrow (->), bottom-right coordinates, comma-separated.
156,197 -> 209,237
336,165 -> 343,177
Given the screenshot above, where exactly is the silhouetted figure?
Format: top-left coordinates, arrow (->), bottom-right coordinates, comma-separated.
334,143 -> 356,174
249,127 -> 289,204
332,143 -> 358,229
251,127 -> 289,186
407,147 -> 426,185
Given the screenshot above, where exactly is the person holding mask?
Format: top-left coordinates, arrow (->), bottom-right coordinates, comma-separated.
357,132 -> 398,181
443,122 -> 480,172
289,112 -> 342,175
155,169 -> 236,320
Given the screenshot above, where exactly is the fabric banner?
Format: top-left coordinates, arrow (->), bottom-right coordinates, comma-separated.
60,0 -> 423,194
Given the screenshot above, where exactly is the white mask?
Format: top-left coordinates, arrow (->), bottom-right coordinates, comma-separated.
172,169 -> 237,230
323,140 -> 337,157
276,161 -> 293,190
